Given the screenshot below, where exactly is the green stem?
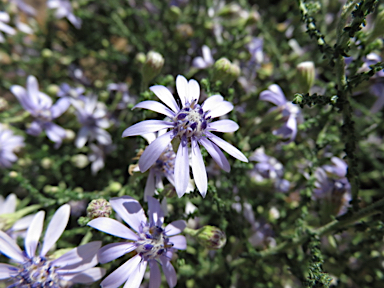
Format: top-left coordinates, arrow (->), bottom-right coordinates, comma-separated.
1,111 -> 30,124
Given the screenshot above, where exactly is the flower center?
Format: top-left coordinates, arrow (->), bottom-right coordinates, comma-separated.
136,225 -> 173,260
36,110 -> 53,122
13,256 -> 60,288
173,100 -> 211,139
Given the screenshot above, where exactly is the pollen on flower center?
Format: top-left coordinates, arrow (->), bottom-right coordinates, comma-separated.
14,256 -> 60,288
173,100 -> 210,139
136,224 -> 173,260
154,145 -> 176,176
36,109 -> 53,122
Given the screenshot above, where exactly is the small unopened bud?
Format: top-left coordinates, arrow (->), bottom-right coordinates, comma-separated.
87,199 -> 112,219
46,84 -> 59,96
108,181 -> 122,193
175,24 -> 194,40
9,171 -> 18,178
296,61 -> 315,93
0,97 -> 9,112
212,58 -> 240,86
41,48 -> 53,58
134,52 -> 147,68
71,154 -> 89,169
41,157 -> 53,169
196,225 -> 227,250
142,51 -> 164,84
64,129 -> 76,142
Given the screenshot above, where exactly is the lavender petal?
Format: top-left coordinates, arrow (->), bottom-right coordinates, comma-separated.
97,242 -> 136,264
206,132 -> 248,162
149,260 -> 161,288
206,101 -> 234,119
207,120 -> 239,133
51,98 -> 70,118
133,101 -> 176,118
52,241 -> 102,268
25,211 -> 45,258
144,169 -> 156,201
40,204 -> 70,257
122,120 -> 174,138
188,79 -> 200,103
75,126 -> 89,148
174,142 -> 190,198
0,231 -> 25,263
202,95 -> 224,112
0,263 -> 19,279
123,260 -> 147,288
88,217 -> 139,240
191,138 -> 207,197
63,267 -> 105,284
138,130 -> 174,172
160,257 -> 177,288
147,196 -> 164,227
169,235 -> 187,250
260,84 -> 287,106
100,254 -> 142,288
199,137 -> 230,172
110,196 -> 147,233
165,220 -> 186,236
149,85 -> 180,113
176,75 -> 188,106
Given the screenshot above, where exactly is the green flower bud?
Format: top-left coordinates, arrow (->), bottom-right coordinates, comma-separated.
134,52 -> 147,68
296,61 -> 315,93
165,6 -> 181,21
41,157 -> 53,169
142,51 -> 164,84
71,154 -> 89,169
64,129 -> 76,142
41,48 -> 53,58
212,58 -> 240,86
195,226 -> 227,250
0,97 -> 8,112
87,199 -> 112,219
108,181 -> 122,193
46,84 -> 59,96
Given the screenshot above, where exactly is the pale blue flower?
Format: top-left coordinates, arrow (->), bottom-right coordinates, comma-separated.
0,124 -> 24,168
10,76 -> 70,148
0,205 -> 105,287
0,12 -> 16,43
260,84 -> 301,143
122,75 -> 248,197
192,45 -> 214,69
88,196 -> 187,288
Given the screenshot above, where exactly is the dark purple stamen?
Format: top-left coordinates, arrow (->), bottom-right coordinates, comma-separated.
190,122 -> 197,130
157,249 -> 165,255
144,244 -> 154,250
201,121 -> 207,130
177,113 -> 187,120
199,108 -> 204,114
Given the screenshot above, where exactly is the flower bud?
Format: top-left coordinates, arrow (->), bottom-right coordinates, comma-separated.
196,225 -> 227,250
41,157 -> 53,169
0,97 -> 9,112
108,181 -> 122,193
212,58 -> 240,86
134,52 -> 147,68
46,84 -> 59,96
142,51 -> 164,84
296,61 -> 315,93
71,154 -> 89,169
87,199 -> 112,219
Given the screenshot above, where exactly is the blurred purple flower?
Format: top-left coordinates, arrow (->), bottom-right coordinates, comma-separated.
47,0 -> 82,29
0,124 -> 24,168
57,83 -> 86,104
72,95 -> 112,148
88,143 -> 115,175
0,204 -> 105,287
108,83 -> 136,109
10,76 -> 70,148
0,12 -> 16,42
192,45 -> 214,69
10,0 -> 36,16
249,147 -> 290,193
314,157 -> 351,215
260,84 -> 301,143
122,75 -> 248,197
88,196 -> 187,288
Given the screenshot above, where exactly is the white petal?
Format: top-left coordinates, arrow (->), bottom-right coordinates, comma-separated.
199,137 -> 230,172
187,79 -> 200,103
97,242 -> 136,264
64,267 -> 105,284
206,132 -> 248,162
149,85 -> 179,113
202,95 -> 224,112
206,101 -> 234,119
88,217 -> 139,240
0,231 -> 25,263
174,142 -> 190,197
191,138 -> 207,197
123,260 -> 147,288
207,120 -> 239,133
122,120 -> 174,137
25,211 -> 45,258
40,204 -> 70,257
176,75 -> 188,106
0,263 -> 19,279
133,101 -> 175,118
1,193 -> 16,214
110,196 -> 147,233
164,220 -> 186,236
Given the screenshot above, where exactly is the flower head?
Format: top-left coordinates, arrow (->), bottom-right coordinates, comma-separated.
0,124 -> 24,168
260,84 -> 301,143
72,95 -> 112,148
122,75 -> 248,197
88,196 -> 187,288
0,204 -> 104,287
10,76 -> 70,148
192,45 -> 214,69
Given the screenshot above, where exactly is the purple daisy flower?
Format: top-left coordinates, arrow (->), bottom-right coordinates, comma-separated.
88,196 -> 187,288
122,75 -> 248,197
260,84 -> 301,143
72,94 -> 112,148
0,124 -> 24,168
57,83 -> 86,104
0,204 -> 105,287
10,75 -> 70,148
